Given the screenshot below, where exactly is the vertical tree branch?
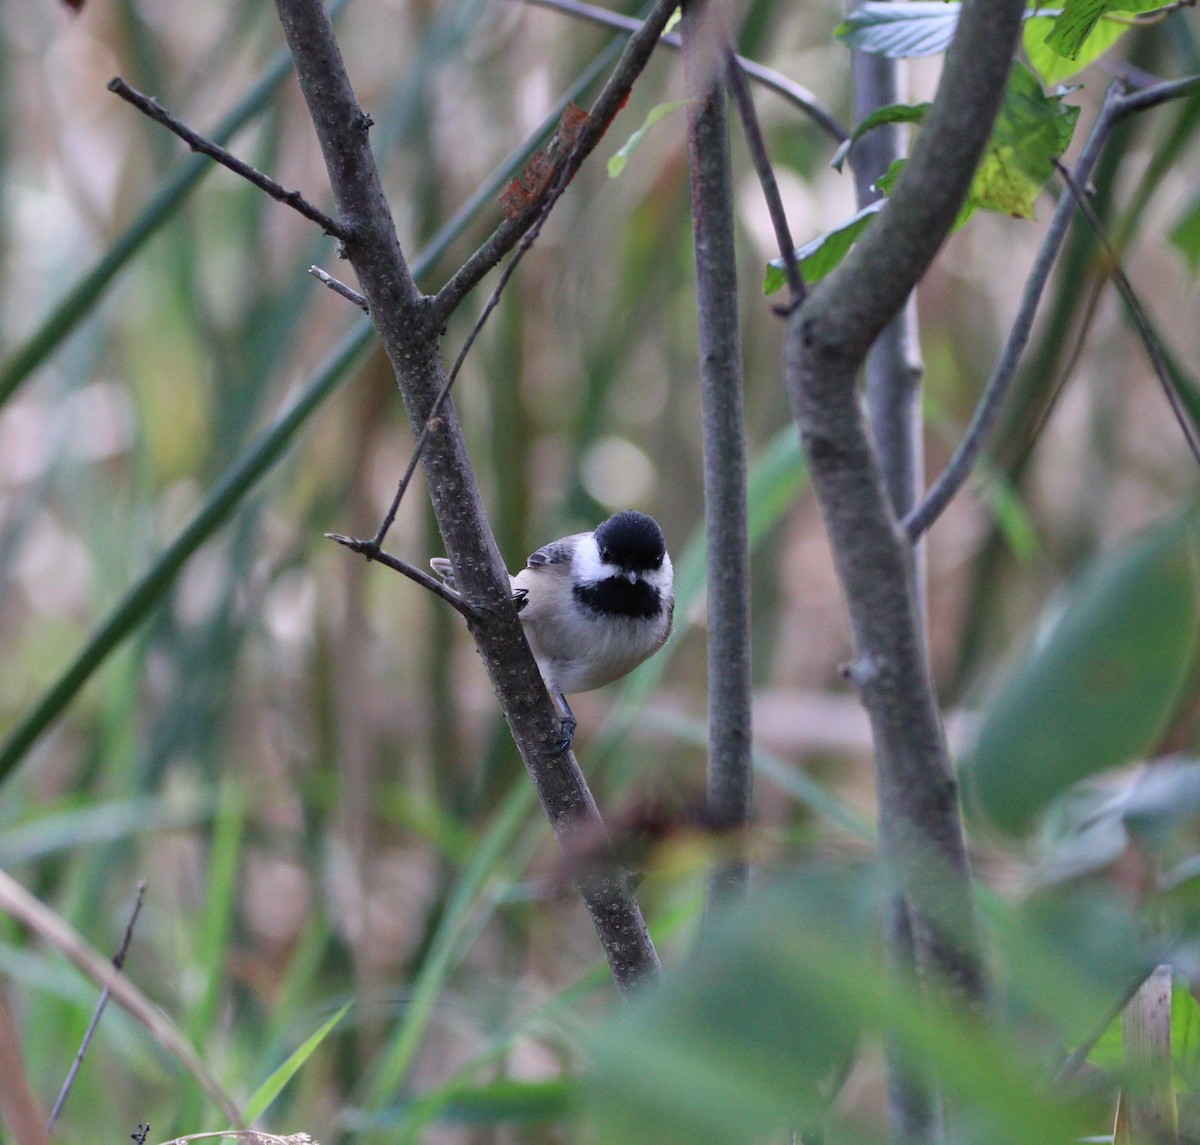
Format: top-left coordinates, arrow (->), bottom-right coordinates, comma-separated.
785,0 -> 1026,1023
849,30 -> 935,1144
850,51 -> 925,565
682,0 -> 753,910
272,0 -> 660,991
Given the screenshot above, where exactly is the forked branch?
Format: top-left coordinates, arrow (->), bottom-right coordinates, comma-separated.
271,0 -> 663,989
784,0 -> 1032,1014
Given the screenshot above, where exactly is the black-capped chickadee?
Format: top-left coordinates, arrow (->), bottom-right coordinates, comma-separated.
431,511 -> 674,747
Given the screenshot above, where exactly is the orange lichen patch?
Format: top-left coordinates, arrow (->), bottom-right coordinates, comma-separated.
500,102 -> 592,220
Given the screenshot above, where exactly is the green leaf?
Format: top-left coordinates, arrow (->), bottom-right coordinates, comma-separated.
813,65 -> 1077,250
877,156 -> 977,229
1170,192 -> 1200,274
970,61 -> 1080,219
1173,976 -> 1200,1089
438,1078 -> 576,1125
0,792 -> 213,863
1044,0 -> 1164,60
774,66 -> 1078,296
1120,758 -> 1200,848
1024,14 -> 1130,85
189,782 -> 248,1043
988,888 -> 1149,1046
243,1000 -> 353,1123
764,200 -> 886,294
981,474 -> 1040,562
0,318 -> 372,787
835,2 -> 963,58
586,867 -> 1095,1145
830,101 -> 931,172
963,510 -> 1200,835
608,99 -> 693,178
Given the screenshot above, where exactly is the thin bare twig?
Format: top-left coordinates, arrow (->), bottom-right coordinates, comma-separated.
47,882 -> 147,1132
726,53 -> 804,305
374,162 -> 580,552
517,0 -> 847,143
1115,72 -> 1200,113
432,0 -> 681,323
1054,159 -> 1200,467
324,533 -> 477,618
904,73 -> 1200,541
309,265 -> 368,310
107,78 -> 350,242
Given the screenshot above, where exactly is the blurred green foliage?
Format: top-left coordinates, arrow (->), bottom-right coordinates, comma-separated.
0,0 -> 1199,1142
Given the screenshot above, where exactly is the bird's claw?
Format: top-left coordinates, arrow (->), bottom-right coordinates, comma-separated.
547,713 -> 576,755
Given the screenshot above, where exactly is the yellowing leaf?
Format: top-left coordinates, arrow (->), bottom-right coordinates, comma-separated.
969,61 -> 1079,218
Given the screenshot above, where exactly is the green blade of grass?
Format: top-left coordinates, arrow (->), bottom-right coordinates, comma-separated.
243,999 -> 354,1124
364,776 -> 535,1107
0,791 -> 213,864
0,23 -> 634,789
0,315 -> 372,786
189,781 -> 248,1044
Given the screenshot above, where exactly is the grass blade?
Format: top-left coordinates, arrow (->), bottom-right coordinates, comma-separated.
243,1000 -> 353,1124
0,317 -> 372,786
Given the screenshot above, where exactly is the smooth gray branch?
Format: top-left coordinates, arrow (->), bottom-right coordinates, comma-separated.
785,0 -> 1030,1015
519,0 -> 847,143
107,77 -> 350,241
273,0 -> 660,990
682,4 -> 754,910
904,72 -> 1200,541
431,0 -> 681,322
849,32 -> 932,1145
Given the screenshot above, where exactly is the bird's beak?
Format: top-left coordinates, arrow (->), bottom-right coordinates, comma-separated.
624,570 -> 638,583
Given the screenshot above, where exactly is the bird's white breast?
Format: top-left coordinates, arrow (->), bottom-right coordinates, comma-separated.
512,557 -> 672,694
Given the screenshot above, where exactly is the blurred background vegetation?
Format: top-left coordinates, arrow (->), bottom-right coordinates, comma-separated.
1,0 -> 1199,1141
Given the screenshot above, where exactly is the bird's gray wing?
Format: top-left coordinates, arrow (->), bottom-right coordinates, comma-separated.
526,535 -> 581,569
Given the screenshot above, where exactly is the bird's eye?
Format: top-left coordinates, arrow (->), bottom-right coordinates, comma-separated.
653,556 -> 662,569
600,548 -> 612,563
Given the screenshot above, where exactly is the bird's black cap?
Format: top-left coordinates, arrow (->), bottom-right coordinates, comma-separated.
595,511 -> 666,571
